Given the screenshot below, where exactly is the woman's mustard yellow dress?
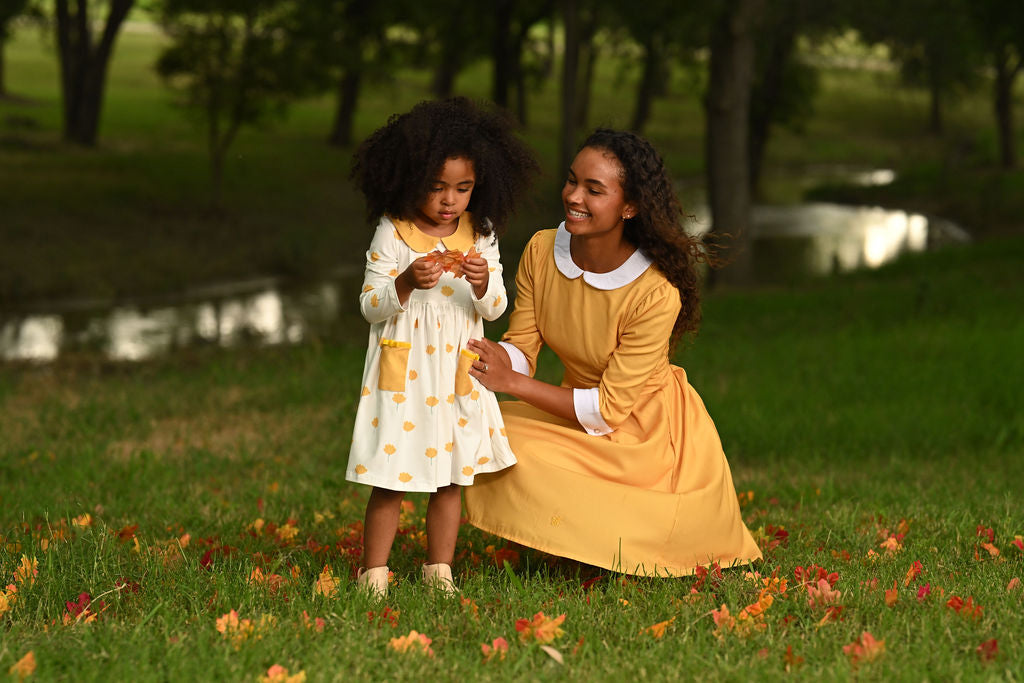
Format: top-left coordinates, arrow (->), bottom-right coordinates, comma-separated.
464,225 -> 762,576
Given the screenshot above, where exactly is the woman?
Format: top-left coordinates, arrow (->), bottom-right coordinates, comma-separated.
465,129 -> 761,576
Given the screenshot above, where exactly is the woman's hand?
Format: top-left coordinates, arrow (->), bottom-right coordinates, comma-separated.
467,338 -> 515,394
461,256 -> 489,299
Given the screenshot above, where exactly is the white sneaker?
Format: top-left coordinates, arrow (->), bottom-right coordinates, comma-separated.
422,563 -> 458,595
356,565 -> 389,598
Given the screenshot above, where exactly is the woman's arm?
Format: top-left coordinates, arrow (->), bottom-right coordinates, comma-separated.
467,338 -> 578,424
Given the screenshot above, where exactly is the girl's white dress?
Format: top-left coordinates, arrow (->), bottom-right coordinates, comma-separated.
346,214 -> 517,492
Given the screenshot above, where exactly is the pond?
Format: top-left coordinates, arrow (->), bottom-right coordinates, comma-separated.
2,192 -> 970,363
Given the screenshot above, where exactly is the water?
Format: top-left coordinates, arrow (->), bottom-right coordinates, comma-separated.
2,191 -> 971,363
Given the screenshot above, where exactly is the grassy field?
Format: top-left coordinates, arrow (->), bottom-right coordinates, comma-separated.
2,23 -> 1023,309
1,232 -> 1022,680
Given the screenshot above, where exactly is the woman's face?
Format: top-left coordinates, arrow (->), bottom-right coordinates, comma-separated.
415,156 -> 476,235
561,146 -> 636,237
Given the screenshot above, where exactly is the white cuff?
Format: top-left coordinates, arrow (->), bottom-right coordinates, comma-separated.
573,387 -> 613,436
498,342 -> 529,375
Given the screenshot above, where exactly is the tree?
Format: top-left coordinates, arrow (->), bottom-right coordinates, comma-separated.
854,0 -> 978,136
704,0 -> 764,285
970,0 -> 1024,168
491,0 -> 554,124
0,0 -> 36,98
289,0 -> 396,147
54,0 -> 135,146
157,0 -> 308,207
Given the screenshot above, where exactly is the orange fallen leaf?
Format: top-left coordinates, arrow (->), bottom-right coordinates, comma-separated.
843,631 -> 885,668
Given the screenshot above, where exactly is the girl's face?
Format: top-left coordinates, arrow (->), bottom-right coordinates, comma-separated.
561,146 -> 636,238
414,157 -> 476,235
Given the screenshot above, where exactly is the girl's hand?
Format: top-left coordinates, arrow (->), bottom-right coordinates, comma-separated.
467,338 -> 515,393
461,256 -> 489,299
395,256 -> 442,305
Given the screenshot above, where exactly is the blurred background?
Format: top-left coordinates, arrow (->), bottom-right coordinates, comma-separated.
1,0 -> 1021,362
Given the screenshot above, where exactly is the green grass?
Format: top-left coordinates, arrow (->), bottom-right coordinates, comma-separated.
2,236 -> 1022,680
2,23 -> 1024,307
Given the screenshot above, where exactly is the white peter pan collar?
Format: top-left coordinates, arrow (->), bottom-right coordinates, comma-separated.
553,222 -> 653,290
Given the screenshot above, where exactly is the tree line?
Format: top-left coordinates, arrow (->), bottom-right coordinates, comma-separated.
1,0 -> 1022,281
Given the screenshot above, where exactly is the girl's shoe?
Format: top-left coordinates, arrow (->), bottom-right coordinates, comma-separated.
356,565 -> 389,598
422,563 -> 458,595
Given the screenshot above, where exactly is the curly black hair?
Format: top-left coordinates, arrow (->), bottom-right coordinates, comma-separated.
351,97 -> 539,238
579,128 -> 708,348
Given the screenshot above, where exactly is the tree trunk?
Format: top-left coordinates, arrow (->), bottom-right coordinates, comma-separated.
630,38 -> 663,133
0,42 -> 6,97
328,68 -> 362,147
747,14 -> 795,199
492,0 -> 513,107
993,47 -> 1019,169
560,0 -> 580,174
573,9 -> 597,129
432,41 -> 461,98
55,0 -> 134,147
705,0 -> 763,286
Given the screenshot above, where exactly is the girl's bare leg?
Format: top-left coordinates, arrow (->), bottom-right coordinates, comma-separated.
425,485 -> 462,564
362,487 -> 405,568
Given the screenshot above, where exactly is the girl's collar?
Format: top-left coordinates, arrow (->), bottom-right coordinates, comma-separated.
553,222 -> 652,290
389,213 -> 476,253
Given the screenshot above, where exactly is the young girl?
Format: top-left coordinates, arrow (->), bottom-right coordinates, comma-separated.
346,97 -> 537,596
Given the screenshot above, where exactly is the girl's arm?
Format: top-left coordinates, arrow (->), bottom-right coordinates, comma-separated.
462,234 -> 507,320
359,220 -> 440,323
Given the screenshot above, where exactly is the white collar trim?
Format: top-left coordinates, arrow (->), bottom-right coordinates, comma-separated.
553,222 -> 652,290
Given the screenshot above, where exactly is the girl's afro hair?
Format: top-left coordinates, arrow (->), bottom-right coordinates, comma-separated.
351,97 -> 539,237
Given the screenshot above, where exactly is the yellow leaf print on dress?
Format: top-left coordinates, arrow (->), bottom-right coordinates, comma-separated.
425,448 -> 437,458
409,370 -> 418,380
425,396 -> 439,407
489,428 -> 494,437
493,296 -> 502,307
462,466 -> 474,476
441,286 -> 454,297
477,457 -> 490,465
447,394 -> 455,404
403,421 -> 415,431
383,444 -> 396,455
370,294 -> 380,308
354,465 -> 368,474
444,442 -> 453,452
470,390 -> 480,400
371,417 -> 379,427
370,252 -> 381,261
445,343 -> 454,353
458,418 -> 468,427
398,472 -> 412,483
426,345 -> 436,355
362,285 -> 373,293
392,394 -> 406,404
389,269 -> 398,277
361,386 -> 371,396
500,428 -> 507,436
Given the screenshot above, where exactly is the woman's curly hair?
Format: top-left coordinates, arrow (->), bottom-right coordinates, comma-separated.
580,128 -> 708,348
351,97 -> 539,238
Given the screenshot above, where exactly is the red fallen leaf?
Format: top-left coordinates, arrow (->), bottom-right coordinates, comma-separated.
916,583 -> 932,601
794,565 -> 839,587
784,644 -> 805,671
65,592 -> 92,617
977,639 -> 999,662
115,524 -> 138,542
580,575 -> 605,591
1011,537 -> 1024,553
692,563 -> 724,591
946,595 -> 983,619
903,561 -> 923,587
884,581 -> 899,608
493,546 -> 519,568
571,636 -> 585,656
976,525 -> 995,543
115,578 -> 141,593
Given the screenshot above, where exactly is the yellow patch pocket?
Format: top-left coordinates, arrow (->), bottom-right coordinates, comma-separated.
455,349 -> 479,396
378,339 -> 412,392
